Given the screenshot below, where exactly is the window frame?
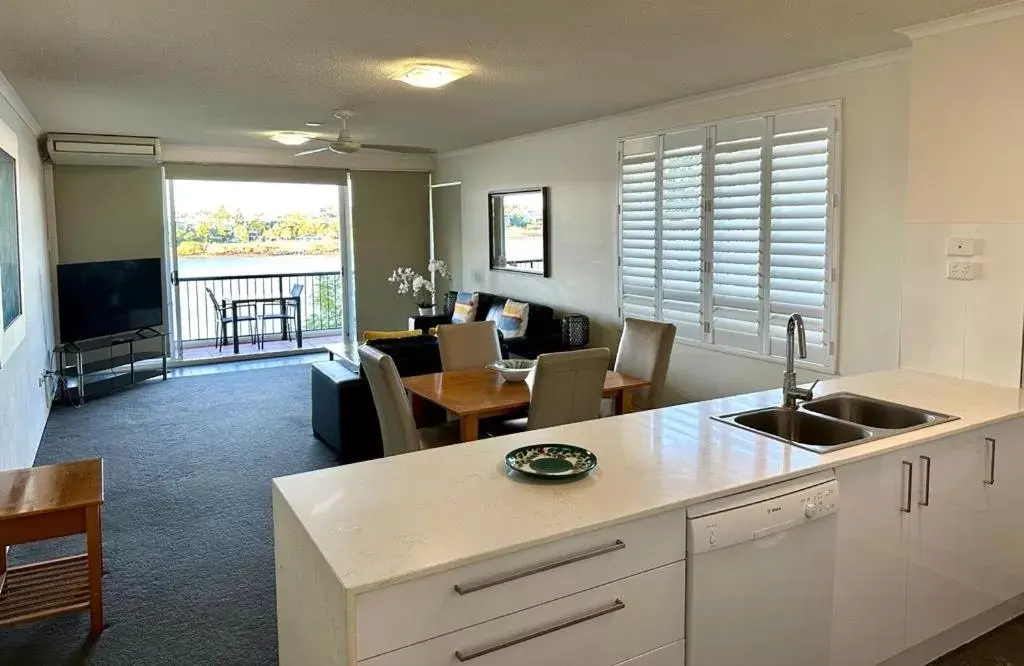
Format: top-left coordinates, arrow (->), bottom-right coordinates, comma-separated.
162,174 -> 354,358
616,100 -> 842,373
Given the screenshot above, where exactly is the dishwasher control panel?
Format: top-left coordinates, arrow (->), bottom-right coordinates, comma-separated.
688,479 -> 839,555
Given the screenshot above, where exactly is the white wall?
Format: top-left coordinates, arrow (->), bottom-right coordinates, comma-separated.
900,13 -> 1024,388
905,15 -> 1024,225
0,76 -> 55,470
435,56 -> 911,402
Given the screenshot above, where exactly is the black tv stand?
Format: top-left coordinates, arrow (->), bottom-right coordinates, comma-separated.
56,328 -> 168,406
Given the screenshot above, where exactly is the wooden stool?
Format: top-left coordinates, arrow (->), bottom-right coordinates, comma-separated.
0,458 -> 105,635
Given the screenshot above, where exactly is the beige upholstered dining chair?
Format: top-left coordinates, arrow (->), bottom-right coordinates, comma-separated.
613,318 -> 676,410
437,321 -> 502,371
487,347 -> 611,435
358,345 -> 459,456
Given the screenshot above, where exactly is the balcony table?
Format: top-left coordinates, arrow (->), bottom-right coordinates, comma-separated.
229,296 -> 302,354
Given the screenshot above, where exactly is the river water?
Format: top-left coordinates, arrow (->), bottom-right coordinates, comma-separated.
178,254 -> 342,278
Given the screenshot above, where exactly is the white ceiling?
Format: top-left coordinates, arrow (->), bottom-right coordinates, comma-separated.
0,0 -> 1009,154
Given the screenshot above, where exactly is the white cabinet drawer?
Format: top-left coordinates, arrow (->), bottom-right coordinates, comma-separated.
356,509 -> 686,659
360,561 -> 685,666
616,640 -> 685,665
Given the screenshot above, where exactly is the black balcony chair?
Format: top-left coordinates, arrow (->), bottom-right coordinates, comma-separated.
205,287 -> 258,353
258,283 -> 303,349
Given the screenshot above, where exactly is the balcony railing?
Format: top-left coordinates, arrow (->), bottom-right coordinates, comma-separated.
505,258 -> 544,269
176,271 -> 343,343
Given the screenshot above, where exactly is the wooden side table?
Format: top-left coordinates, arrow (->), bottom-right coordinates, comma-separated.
0,458 -> 105,635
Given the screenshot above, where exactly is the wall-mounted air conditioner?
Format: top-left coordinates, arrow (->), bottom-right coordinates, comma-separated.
44,133 -> 162,166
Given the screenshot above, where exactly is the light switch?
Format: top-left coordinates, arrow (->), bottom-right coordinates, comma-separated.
947,238 -> 977,256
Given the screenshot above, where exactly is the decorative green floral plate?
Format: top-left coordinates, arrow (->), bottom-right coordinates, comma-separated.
505,444 -> 598,480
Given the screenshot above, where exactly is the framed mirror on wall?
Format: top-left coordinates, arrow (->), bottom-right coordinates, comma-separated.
488,187 -> 549,277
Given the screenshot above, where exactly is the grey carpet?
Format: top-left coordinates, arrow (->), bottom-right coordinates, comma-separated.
0,363 -> 339,665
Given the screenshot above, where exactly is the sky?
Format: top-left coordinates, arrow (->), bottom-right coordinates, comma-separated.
170,180 -> 342,219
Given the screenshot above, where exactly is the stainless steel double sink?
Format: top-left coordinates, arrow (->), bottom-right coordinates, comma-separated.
712,392 -> 959,453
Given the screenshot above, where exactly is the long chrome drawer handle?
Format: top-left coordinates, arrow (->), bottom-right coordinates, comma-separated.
453,540 -> 626,595
454,599 -> 626,662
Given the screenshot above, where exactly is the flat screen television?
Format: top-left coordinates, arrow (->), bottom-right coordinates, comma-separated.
57,258 -> 163,342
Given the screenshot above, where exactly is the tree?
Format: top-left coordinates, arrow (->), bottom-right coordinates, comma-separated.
297,218 -> 319,239
304,274 -> 342,330
248,214 -> 267,241
507,210 -> 530,228
195,222 -> 212,243
232,211 -> 248,243
210,205 -> 233,228
277,211 -> 312,240
208,225 -> 232,243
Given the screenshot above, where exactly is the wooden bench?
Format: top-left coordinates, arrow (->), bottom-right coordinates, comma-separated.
0,458 -> 105,635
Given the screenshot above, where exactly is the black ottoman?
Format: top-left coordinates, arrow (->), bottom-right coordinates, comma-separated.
310,361 -> 382,464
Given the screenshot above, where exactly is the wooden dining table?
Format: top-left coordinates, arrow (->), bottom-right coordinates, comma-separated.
402,367 -> 650,442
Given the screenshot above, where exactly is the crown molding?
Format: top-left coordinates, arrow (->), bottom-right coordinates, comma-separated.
438,48 -> 910,159
0,71 -> 42,135
897,1 -> 1024,40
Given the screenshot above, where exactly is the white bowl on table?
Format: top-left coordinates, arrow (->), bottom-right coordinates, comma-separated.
489,359 -> 536,383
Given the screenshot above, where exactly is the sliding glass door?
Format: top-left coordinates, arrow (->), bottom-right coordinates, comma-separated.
163,174 -> 352,360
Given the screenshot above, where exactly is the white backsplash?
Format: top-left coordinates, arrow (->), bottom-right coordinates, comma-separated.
900,222 -> 1024,387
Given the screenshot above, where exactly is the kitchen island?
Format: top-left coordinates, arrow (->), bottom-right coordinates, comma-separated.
273,369 -> 1024,665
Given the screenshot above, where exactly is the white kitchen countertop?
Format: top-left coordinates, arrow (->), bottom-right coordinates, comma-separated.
272,369 -> 1024,594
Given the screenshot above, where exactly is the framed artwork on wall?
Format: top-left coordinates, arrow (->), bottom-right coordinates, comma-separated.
0,116 -> 25,367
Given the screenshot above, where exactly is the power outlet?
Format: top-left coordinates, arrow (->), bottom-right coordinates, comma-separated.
946,261 -> 978,280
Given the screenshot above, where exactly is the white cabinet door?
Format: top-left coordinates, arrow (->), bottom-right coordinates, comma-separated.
980,418 -> 1024,600
905,433 -> 999,648
616,641 -> 685,665
834,419 -> 1024,665
831,449 -> 912,666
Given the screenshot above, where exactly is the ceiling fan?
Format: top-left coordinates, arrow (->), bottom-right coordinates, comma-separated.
293,111 -> 435,157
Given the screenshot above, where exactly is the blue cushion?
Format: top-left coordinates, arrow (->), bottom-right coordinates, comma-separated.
451,291 -> 479,324
496,300 -> 530,338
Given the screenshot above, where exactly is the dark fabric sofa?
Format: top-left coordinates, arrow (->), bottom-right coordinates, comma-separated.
410,291 -> 582,359
310,335 -> 448,464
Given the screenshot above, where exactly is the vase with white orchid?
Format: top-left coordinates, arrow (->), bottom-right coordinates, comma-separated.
388,259 -> 453,315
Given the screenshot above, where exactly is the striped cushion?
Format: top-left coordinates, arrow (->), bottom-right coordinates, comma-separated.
497,300 -> 530,339
451,291 -> 479,324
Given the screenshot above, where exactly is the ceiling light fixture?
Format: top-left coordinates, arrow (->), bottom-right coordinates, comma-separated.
271,132 -> 314,146
304,122 -> 323,128
392,64 -> 470,89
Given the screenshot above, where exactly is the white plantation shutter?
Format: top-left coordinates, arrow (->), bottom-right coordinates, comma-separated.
617,103 -> 839,371
766,108 -> 835,365
619,136 -> 658,320
659,129 -> 706,340
710,118 -> 764,352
